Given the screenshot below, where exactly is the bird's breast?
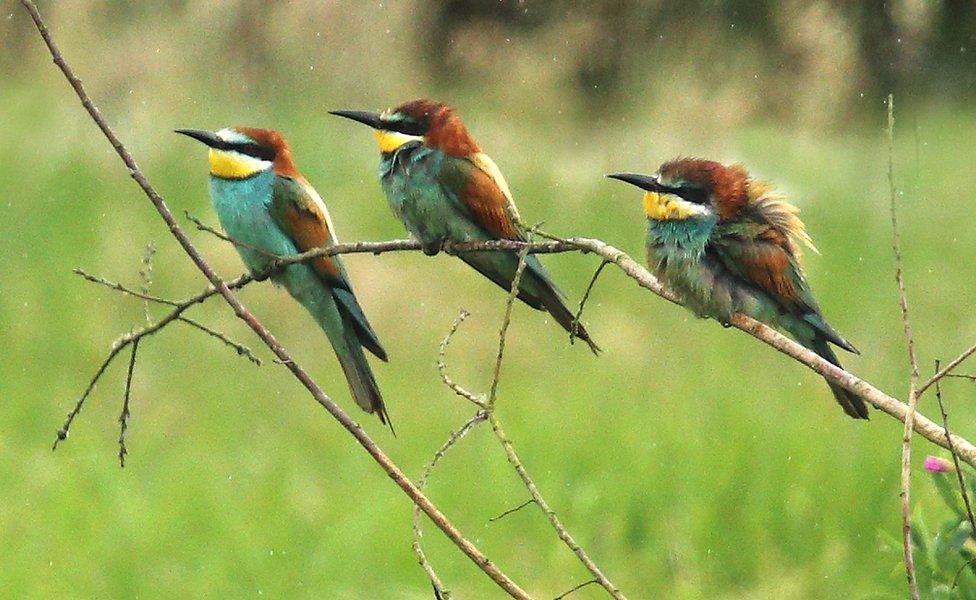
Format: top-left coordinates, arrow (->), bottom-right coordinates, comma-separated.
208,172 -> 295,273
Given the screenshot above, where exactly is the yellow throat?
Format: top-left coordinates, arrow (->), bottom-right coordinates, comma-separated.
642,191 -> 706,221
208,148 -> 269,179
374,129 -> 423,154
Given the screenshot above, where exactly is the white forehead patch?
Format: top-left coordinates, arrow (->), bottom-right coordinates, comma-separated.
215,128 -> 252,144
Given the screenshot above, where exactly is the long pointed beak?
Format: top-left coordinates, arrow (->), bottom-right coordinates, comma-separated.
329,110 -> 383,129
605,172 -> 665,192
174,129 -> 223,149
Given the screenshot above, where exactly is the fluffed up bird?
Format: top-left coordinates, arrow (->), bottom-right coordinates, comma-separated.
330,100 -> 599,354
176,127 -> 391,426
607,159 -> 865,419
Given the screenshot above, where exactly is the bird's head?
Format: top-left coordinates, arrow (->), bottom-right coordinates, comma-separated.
331,99 -> 480,157
607,158 -> 750,221
175,127 -> 296,179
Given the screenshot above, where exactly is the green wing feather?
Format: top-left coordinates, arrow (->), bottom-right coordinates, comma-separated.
270,175 -> 387,361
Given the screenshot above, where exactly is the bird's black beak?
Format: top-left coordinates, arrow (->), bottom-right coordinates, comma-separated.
174,129 -> 223,149
605,173 -> 666,192
329,110 -> 383,129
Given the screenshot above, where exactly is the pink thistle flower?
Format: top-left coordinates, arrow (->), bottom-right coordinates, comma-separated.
924,456 -> 954,473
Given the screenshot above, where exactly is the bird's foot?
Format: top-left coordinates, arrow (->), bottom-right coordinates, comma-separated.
422,240 -> 444,256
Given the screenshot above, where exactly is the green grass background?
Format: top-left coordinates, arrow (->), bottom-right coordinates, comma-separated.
3,4 -> 976,598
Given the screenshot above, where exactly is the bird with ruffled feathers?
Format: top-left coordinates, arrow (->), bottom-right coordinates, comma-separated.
609,158 -> 865,418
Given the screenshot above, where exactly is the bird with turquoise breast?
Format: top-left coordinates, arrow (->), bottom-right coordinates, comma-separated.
175,127 -> 391,427
608,159 -> 865,419
331,100 -> 599,353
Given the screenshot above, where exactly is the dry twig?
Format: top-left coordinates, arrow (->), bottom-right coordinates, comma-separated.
488,499 -> 535,523
571,259 -> 610,344
117,339 -> 139,467
411,410 -> 488,599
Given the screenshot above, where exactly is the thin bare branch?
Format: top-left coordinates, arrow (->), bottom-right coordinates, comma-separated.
140,241 -> 156,324
934,359 -> 976,537
74,268 -> 180,306
177,316 -> 262,366
889,94 -> 920,600
553,579 -> 599,600
412,411 -> 488,599
117,339 -> 139,468
54,334 -> 129,449
918,344 -> 976,395
571,259 -> 610,344
488,499 -> 535,523
487,241 -> 532,411
21,4 -> 531,596
437,309 -> 485,408
946,373 -> 976,382
486,410 -> 625,599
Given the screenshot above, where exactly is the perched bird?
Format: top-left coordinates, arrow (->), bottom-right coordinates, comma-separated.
331,100 -> 599,353
608,159 -> 865,418
175,127 -> 391,426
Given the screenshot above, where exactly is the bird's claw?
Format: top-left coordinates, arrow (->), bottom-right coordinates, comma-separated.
422,240 -> 445,256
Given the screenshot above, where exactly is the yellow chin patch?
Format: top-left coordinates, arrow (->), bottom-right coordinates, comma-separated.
642,191 -> 705,221
374,129 -> 422,154
208,148 -> 269,179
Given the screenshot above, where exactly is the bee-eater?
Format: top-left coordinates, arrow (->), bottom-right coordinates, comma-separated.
330,100 -> 599,353
175,127 -> 390,426
608,159 -> 865,418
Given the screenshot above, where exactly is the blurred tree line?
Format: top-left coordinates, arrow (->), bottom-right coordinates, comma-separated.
4,0 -> 973,127
426,0 -> 975,116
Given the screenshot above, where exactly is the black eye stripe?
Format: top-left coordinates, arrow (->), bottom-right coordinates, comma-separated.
213,139 -> 276,161
383,119 -> 426,136
233,142 -> 276,161
675,186 -> 709,205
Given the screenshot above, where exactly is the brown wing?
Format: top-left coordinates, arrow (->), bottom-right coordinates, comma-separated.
738,226 -> 801,302
272,175 -> 347,288
456,153 -> 523,240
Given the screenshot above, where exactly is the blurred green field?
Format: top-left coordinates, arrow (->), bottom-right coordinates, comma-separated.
4,3 -> 976,599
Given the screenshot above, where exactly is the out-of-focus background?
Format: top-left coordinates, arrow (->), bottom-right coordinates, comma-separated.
3,1 -> 976,597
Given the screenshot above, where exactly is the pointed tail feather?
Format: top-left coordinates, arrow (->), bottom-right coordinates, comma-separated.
335,320 -> 392,429
288,271 -> 390,429
810,337 -> 868,419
